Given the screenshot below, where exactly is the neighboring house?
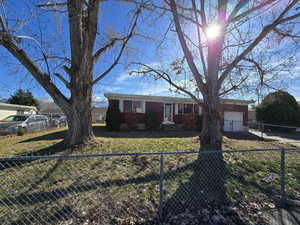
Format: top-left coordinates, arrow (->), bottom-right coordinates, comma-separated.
39,103 -> 106,123
92,107 -> 107,123
0,103 -> 37,120
105,93 -> 253,132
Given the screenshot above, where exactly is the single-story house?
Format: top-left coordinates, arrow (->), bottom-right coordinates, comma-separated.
104,93 -> 253,132
39,103 -> 106,123
0,103 -> 37,120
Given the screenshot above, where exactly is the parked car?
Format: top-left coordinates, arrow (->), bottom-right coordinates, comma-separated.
50,115 -> 67,127
0,114 -> 49,135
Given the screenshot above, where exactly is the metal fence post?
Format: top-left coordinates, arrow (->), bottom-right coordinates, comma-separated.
261,123 -> 264,139
280,148 -> 286,207
159,154 -> 165,223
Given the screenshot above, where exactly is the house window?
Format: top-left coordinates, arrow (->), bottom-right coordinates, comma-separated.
177,103 -> 201,115
123,100 -> 145,113
133,101 -> 143,113
124,100 -> 132,113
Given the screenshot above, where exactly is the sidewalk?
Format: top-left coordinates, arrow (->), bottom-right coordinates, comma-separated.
249,130 -> 300,148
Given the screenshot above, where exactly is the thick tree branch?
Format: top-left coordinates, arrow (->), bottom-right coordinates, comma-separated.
36,2 -> 68,8
191,0 -> 207,77
168,0 -> 206,94
92,8 -> 140,85
230,0 -> 277,23
218,0 -> 300,89
0,35 -> 69,107
54,73 -> 70,88
200,0 -> 207,27
68,0 -> 99,69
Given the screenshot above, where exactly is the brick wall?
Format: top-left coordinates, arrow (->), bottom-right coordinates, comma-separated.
108,99 -> 248,128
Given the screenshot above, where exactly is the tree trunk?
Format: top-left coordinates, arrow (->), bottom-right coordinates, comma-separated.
60,75 -> 95,147
64,102 -> 94,146
200,96 -> 223,151
198,95 -> 228,204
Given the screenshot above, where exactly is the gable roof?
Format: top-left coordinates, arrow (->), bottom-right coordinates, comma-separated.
104,93 -> 254,106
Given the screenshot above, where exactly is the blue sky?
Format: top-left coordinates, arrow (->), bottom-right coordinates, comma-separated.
0,1 -> 300,105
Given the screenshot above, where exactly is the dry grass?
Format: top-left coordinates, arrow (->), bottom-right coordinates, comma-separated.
0,124 -> 299,225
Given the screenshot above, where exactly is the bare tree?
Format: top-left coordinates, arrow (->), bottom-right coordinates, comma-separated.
132,0 -> 300,151
0,0 -> 140,146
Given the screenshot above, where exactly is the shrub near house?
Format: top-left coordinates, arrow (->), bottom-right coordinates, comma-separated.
256,91 -> 300,131
145,111 -> 160,130
105,101 -> 121,131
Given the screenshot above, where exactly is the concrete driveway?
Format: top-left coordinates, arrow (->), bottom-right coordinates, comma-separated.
250,130 -> 300,148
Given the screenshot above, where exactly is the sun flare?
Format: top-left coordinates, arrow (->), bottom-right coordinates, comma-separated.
206,24 -> 222,40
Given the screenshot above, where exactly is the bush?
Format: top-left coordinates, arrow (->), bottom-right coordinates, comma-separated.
183,113 -> 201,130
145,111 -> 160,130
256,91 -> 300,131
125,113 -> 138,130
106,101 -> 121,131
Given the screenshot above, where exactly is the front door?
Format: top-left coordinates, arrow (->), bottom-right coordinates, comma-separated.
164,104 -> 173,122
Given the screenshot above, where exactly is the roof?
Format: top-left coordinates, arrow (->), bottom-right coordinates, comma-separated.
104,93 -> 254,106
0,102 -> 38,111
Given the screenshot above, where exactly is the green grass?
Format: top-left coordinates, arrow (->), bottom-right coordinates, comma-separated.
0,124 -> 299,225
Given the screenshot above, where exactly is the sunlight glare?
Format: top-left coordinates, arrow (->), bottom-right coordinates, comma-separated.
206,24 -> 222,40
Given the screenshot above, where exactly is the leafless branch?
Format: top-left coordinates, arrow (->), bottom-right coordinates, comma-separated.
273,28 -> 300,38
36,2 -> 67,8
92,8 -> 140,85
219,75 -> 248,96
54,73 -> 70,88
168,0 -> 206,93
191,0 -> 207,77
93,36 -> 130,63
131,62 -> 201,104
0,35 -> 69,106
218,0 -> 300,89
230,0 -> 277,23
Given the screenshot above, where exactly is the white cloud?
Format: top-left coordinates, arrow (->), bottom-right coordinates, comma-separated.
133,81 -> 170,96
96,86 -> 122,93
115,71 -> 134,83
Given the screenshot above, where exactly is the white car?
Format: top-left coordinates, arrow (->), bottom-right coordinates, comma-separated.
0,115 -> 49,135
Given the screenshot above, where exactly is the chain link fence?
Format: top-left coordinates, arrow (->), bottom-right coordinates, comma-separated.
0,148 -> 299,225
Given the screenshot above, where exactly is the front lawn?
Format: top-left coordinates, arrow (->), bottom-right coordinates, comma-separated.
0,124 -> 299,225
0,124 -> 295,156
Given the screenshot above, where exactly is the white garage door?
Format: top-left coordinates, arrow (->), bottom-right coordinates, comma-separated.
224,111 -> 243,132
